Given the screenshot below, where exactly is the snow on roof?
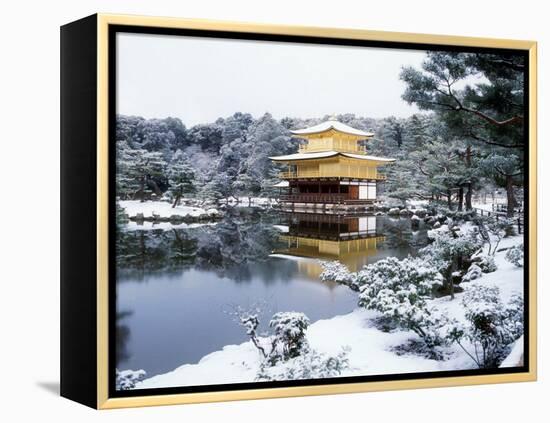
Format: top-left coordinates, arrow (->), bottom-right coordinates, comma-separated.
273,180 -> 290,187
270,151 -> 337,161
291,120 -> 374,137
341,152 -> 395,162
269,151 -> 395,162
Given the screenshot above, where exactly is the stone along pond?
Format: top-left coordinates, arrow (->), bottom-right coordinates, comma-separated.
116,208 -> 431,377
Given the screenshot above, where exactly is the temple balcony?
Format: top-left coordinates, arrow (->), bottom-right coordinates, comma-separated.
279,193 -> 377,204
278,169 -> 386,180
298,144 -> 367,154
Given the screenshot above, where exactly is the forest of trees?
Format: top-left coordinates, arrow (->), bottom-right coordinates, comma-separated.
116,51 -> 525,216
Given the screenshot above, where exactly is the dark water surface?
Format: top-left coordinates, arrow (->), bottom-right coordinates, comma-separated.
116,209 -> 428,377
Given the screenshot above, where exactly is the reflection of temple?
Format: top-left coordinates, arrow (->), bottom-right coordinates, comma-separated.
270,119 -> 394,210
272,212 -> 385,278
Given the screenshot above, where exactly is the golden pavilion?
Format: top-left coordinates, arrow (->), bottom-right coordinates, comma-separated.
270,119 -> 394,208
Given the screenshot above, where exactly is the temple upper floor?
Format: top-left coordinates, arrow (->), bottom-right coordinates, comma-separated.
290,120 -> 374,154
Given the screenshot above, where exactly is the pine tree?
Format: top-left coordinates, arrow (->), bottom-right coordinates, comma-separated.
118,147 -> 166,201
167,150 -> 196,208
400,51 -> 525,213
382,116 -> 407,149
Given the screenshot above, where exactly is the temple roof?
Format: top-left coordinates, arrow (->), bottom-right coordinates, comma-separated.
269,151 -> 395,162
291,120 -> 374,137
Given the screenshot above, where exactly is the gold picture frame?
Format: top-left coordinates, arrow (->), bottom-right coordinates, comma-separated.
61,13 -> 537,409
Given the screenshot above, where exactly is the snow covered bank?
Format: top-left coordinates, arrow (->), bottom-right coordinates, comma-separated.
120,200 -> 221,222
134,234 -> 524,389
500,336 -> 524,368
124,221 -> 217,231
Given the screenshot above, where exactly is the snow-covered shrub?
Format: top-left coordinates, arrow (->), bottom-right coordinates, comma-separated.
421,227 -> 482,298
267,312 -> 310,365
413,208 -> 427,218
257,348 -> 350,382
505,244 -> 524,267
115,369 -> 146,390
388,207 -> 401,216
237,308 -> 268,358
462,264 -> 482,283
321,256 -> 447,351
471,252 -> 497,273
446,284 -> 524,368
356,256 -> 446,349
473,217 -> 515,255
319,261 -> 357,289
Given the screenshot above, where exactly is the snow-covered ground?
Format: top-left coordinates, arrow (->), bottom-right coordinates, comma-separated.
124,221 -> 217,231
500,335 -> 524,368
471,201 -> 507,212
135,234 -> 524,389
120,200 -> 219,219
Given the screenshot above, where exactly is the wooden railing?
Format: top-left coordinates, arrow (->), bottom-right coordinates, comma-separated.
279,171 -> 320,179
279,170 -> 386,180
472,207 -> 524,234
280,194 -> 349,203
298,145 -> 367,154
279,194 -> 376,204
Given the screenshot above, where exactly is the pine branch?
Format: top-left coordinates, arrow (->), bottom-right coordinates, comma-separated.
467,131 -> 523,149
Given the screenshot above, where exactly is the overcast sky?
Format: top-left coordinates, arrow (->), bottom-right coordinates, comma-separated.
117,32 -> 427,127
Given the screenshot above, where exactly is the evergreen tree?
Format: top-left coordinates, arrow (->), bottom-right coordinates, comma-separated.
400,51 -> 525,212
479,152 -> 522,216
121,149 -> 166,201
382,116 -> 407,149
244,113 -> 292,197
406,114 -> 431,148
167,150 -> 196,208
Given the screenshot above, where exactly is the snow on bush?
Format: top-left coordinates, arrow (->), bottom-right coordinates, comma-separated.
257,348 -> 350,381
446,284 -> 524,368
267,312 -> 310,365
505,244 -> 524,267
234,308 -> 310,363
116,369 -> 146,390
356,257 -> 448,351
471,251 -> 497,273
321,256 -> 448,352
236,308 -> 269,359
473,217 -> 514,255
421,226 -> 482,298
233,308 -> 349,380
319,261 -> 357,289
462,263 -> 482,283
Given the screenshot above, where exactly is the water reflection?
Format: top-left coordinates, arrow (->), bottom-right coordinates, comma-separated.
272,212 -> 385,279
115,209 -> 427,377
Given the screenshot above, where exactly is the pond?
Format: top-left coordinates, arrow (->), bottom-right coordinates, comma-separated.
116,209 -> 430,377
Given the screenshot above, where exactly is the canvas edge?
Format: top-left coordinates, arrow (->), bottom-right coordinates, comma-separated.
94,13 -> 538,410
